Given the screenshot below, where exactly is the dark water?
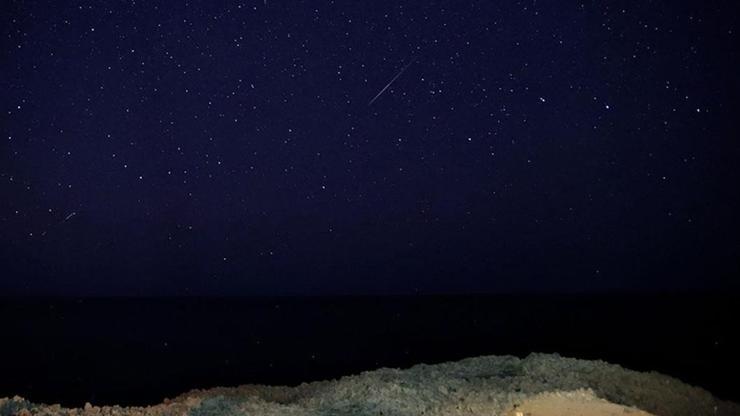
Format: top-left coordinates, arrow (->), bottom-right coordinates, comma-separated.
1,294 -> 738,407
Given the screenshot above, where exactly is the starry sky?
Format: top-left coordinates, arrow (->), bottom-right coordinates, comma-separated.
1,0 -> 738,295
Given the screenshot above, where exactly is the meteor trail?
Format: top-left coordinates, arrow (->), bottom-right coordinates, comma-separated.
368,59 -> 415,106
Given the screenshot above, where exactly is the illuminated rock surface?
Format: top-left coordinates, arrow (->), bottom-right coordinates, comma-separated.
2,353 -> 737,416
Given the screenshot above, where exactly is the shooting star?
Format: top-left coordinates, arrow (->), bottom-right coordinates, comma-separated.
368,59 -> 415,106
38,211 -> 77,237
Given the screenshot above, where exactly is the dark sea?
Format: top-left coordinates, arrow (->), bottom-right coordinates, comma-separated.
1,294 -> 737,407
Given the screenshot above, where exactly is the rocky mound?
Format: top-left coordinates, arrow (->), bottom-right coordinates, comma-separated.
2,353 -> 737,416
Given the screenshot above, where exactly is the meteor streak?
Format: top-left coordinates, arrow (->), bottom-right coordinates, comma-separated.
368,59 -> 415,106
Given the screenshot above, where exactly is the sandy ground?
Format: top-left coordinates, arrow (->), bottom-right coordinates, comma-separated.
506,389 -> 655,416
2,353 -> 737,416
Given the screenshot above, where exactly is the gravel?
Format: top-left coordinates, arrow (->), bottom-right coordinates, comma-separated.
2,353 -> 737,416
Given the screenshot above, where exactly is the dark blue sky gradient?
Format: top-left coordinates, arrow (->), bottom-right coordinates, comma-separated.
1,0 -> 738,295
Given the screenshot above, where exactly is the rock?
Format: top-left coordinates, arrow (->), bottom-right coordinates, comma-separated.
1,353 -> 738,416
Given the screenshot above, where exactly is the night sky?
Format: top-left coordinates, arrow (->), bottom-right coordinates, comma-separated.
1,1 -> 738,295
